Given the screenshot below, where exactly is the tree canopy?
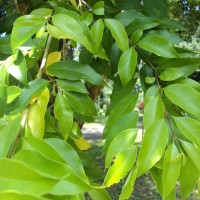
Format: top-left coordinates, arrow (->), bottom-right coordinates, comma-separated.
0,0 -> 200,199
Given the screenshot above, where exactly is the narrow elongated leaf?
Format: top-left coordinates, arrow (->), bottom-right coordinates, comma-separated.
64,91 -> 97,117
162,143 -> 182,198
0,114 -> 21,157
138,35 -> 179,58
118,48 -> 137,86
46,138 -> 89,183
174,117 -> 200,149
137,119 -> 168,177
143,93 -> 164,130
57,79 -> 88,94
104,19 -> 129,52
105,129 -> 137,168
0,159 -> 57,195
0,191 -> 45,200
180,156 -> 199,199
19,79 -> 49,109
11,15 -> 46,51
104,146 -> 138,186
47,60 -> 105,86
91,19 -> 104,53
54,93 -> 73,140
126,17 -> 161,35
0,86 -> 7,118
164,84 -> 200,120
182,141 -> 200,171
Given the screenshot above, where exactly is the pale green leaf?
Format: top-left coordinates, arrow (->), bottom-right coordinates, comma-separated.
159,68 -> 184,81
162,143 -> 182,198
137,119 -> 168,177
7,86 -> 21,103
164,84 -> 200,120
105,129 -> 137,168
92,1 -> 104,15
31,8 -> 52,18
104,19 -> 129,52
54,93 -> 73,140
174,117 -> 200,149
104,146 -> 138,186
118,47 -> 137,86
11,15 -> 46,51
80,11 -> 93,26
88,188 -> 111,200
130,30 -> 143,44
138,35 -> 179,58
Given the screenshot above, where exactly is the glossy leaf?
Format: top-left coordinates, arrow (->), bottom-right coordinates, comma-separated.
162,143 -> 182,198
47,60 -> 105,86
118,48 -> 137,86
92,1 -> 104,15
19,79 -> 49,109
143,92 -> 164,130
137,119 -> 168,177
104,19 -> 129,52
119,167 -> 137,200
138,35 -> 179,58
54,93 -> 73,140
182,141 -> 200,171
174,117 -> 200,149
180,156 -> 199,199
0,158 -> 57,195
159,68 -> 184,81
45,51 -> 61,68
64,91 -> 97,117
0,114 -> 21,157
105,128 -> 137,168
104,146 -> 138,186
164,84 -> 200,120
7,86 -> 21,103
57,79 -> 88,94
11,15 -> 46,51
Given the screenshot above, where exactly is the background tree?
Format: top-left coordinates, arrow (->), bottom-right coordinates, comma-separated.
0,0 -> 200,200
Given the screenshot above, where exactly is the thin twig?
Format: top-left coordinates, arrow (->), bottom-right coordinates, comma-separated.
36,35 -> 52,79
13,0 -> 21,13
62,39 -> 67,61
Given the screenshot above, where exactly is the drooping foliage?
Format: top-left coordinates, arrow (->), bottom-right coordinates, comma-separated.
0,0 -> 200,199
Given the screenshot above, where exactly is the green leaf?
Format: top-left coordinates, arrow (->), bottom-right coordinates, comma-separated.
104,146 -> 138,186
31,8 -> 52,18
80,11 -> 93,26
180,156 -> 199,200
19,79 -> 49,109
88,188 -> 111,200
104,19 -> 129,52
150,167 -> 163,195
103,112 -> 138,154
57,79 -> 88,94
114,10 -> 144,27
64,91 -> 97,117
0,114 -> 21,157
0,86 -> 7,118
7,86 -> 21,103
182,141 -> 200,172
143,91 -> 164,130
54,93 -> 73,140
47,23 -> 70,39
162,143 -> 182,198
105,129 -> 137,168
119,167 -> 137,200
159,68 -> 184,81
11,15 -> 46,51
126,17 -> 161,35
138,35 -> 179,58
0,35 -> 12,54
0,158 -> 57,195
46,138 -> 89,183
47,60 -> 105,86
137,119 -> 168,177
174,117 -> 200,149
130,30 -> 143,44
92,1 -> 104,15
0,191 -> 45,200
91,19 -> 104,53
103,93 -> 138,138
164,84 -> 200,120
145,76 -> 155,84
118,48 -> 137,86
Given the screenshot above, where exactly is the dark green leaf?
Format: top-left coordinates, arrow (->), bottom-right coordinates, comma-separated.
138,35 -> 179,58
0,35 -> 12,54
47,60 -> 105,86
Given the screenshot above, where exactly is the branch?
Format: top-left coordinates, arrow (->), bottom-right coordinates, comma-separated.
13,0 -> 21,13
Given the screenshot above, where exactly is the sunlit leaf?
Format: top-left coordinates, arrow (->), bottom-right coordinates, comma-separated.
73,137 -> 91,150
